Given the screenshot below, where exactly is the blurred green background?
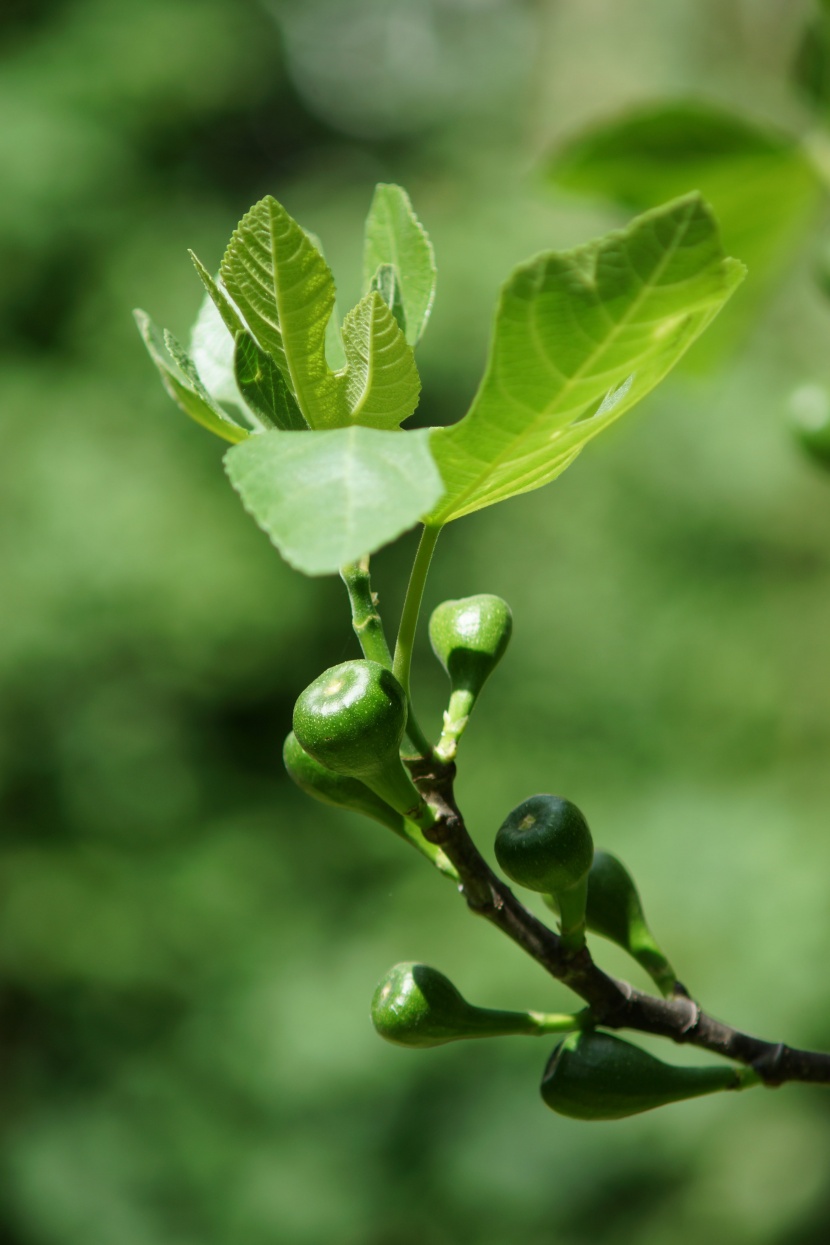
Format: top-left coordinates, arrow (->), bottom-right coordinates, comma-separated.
4,1 -> 830,1242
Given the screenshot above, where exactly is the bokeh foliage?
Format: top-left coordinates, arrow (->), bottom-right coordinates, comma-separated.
4,1 -> 830,1242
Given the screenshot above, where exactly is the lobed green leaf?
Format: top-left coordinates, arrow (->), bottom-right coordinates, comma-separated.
427,194 -> 744,525
234,330 -> 307,431
134,309 -> 248,445
188,291 -> 252,426
546,101 -> 822,351
341,290 -> 421,429
363,184 -> 436,346
224,427 -> 444,575
220,196 -> 348,429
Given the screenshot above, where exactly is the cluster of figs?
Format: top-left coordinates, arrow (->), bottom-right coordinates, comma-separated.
285,595 -> 759,1120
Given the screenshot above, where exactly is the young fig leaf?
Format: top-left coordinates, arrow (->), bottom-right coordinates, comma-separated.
340,290 -> 421,429
224,425 -> 444,576
427,195 -> 745,525
541,1030 -> 759,1121
546,103 -> 820,359
370,263 -> 406,334
220,195 -> 348,429
134,309 -> 248,444
363,184 -> 436,346
189,251 -> 246,339
234,331 -> 307,431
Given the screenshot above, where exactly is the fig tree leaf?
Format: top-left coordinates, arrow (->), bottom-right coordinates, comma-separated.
301,228 -> 347,371
219,196 -> 348,429
188,291 -> 253,426
546,101 -> 822,349
225,427 -> 444,575
363,184 -> 436,346
189,251 -> 245,339
371,263 -> 406,335
341,290 -> 421,429
427,194 -> 744,525
234,330 -> 307,431
134,309 -> 248,445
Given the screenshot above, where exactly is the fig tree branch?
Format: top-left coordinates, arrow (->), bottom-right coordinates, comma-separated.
409,757 -> 830,1088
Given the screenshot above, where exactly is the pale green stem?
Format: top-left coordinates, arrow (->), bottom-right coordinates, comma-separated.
340,557 -> 393,667
555,876 -> 589,954
341,555 -> 432,756
459,1005 -> 592,1041
527,1007 -> 593,1036
399,817 -> 459,881
393,523 -> 442,755
435,688 -> 474,761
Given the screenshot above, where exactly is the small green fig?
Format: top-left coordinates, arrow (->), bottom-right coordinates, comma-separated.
371,962 -> 583,1048
283,730 -> 402,831
584,851 -> 677,997
293,660 -> 427,819
429,594 -> 512,758
541,1030 -> 759,1120
495,795 -> 593,950
283,731 -> 457,877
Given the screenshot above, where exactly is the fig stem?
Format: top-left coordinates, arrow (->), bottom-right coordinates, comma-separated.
393,523 -> 443,752
340,557 -> 393,667
341,554 -> 433,757
435,688 -> 474,761
400,819 -> 460,879
530,1006 -> 594,1035
556,875 -> 589,954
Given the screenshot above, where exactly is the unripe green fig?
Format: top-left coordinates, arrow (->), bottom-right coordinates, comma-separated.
429,594 -> 512,758
495,795 -> 593,950
283,731 -> 456,877
584,851 -> 677,997
293,660 -> 426,818
283,730 -> 402,831
371,962 -> 583,1048
429,594 -> 512,693
541,1030 -> 759,1120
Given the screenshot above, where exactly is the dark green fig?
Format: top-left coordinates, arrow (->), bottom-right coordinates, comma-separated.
371,962 -> 583,1048
429,595 -> 512,758
283,730 -> 402,831
495,795 -> 593,950
541,1030 -> 759,1120
293,660 -> 426,818
584,851 -> 677,997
